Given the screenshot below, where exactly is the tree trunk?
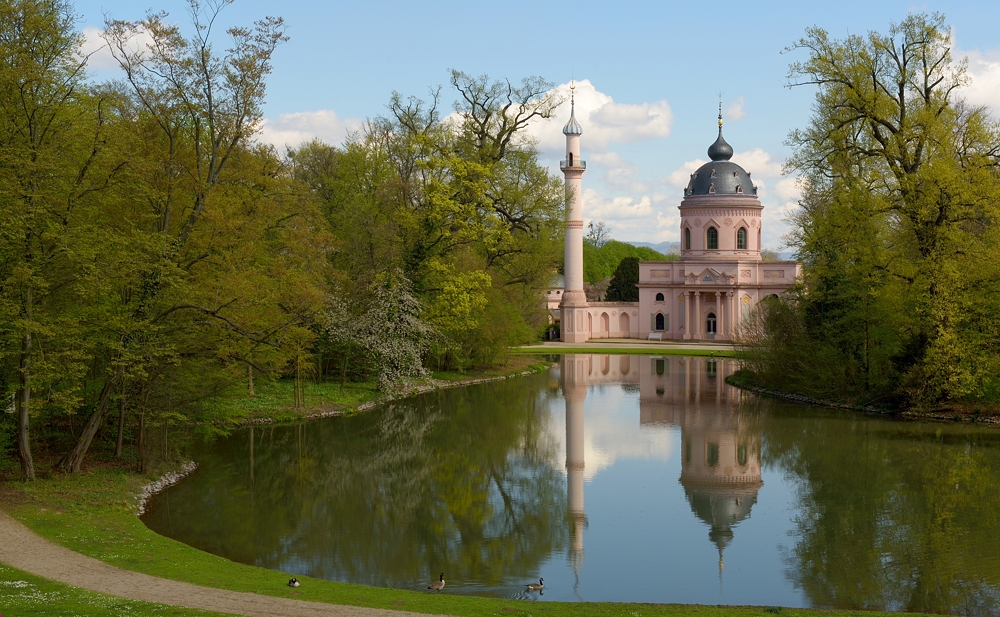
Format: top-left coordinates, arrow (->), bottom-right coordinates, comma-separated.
59,375 -> 117,473
17,285 -> 34,482
248,365 -> 255,397
115,382 -> 126,458
162,419 -> 169,461
137,408 -> 146,474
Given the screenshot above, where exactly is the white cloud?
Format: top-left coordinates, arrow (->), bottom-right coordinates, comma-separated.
774,177 -> 804,202
724,96 -> 746,122
529,80 -> 673,153
962,48 -> 1000,113
591,152 -> 650,193
581,190 -> 678,243
257,110 -> 365,149
667,158 -> 706,189
80,25 -> 157,72
731,147 -> 783,178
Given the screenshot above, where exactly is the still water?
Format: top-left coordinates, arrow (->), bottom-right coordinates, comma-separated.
143,355 -> 1000,614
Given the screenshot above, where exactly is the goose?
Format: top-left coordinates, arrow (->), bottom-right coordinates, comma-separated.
428,573 -> 445,591
526,578 -> 544,591
288,578 -> 300,588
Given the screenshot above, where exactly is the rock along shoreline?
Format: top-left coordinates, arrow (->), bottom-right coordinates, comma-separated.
136,460 -> 197,516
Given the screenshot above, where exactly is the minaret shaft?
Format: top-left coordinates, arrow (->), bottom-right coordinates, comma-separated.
560,85 -> 589,342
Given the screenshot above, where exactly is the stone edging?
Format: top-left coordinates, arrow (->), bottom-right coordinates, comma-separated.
135,461 -> 197,516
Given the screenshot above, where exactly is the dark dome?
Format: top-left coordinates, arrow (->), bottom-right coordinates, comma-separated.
708,131 -> 733,161
683,483 -> 760,552
685,124 -> 757,197
685,160 -> 756,197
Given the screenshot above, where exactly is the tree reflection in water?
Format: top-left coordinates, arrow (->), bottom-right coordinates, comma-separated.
761,401 -> 1000,614
143,376 -> 567,590
144,355 -> 1000,612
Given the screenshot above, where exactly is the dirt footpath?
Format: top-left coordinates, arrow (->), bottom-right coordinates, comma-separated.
0,511 -> 425,617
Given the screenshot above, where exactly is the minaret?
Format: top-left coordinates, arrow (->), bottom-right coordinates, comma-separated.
560,82 -> 589,343
561,355 -> 587,574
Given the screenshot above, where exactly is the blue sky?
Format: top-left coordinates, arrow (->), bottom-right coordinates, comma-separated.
74,0 -> 1000,249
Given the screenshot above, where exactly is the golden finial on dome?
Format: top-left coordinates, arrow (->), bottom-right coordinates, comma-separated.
718,96 -> 723,128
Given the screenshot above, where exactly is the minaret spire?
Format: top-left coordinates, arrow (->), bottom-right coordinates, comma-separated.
708,98 -> 733,162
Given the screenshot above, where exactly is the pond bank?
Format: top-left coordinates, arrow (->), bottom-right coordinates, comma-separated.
725,370 -> 1000,426
1,354 -> 937,617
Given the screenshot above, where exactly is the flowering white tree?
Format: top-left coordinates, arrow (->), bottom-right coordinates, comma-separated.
324,271 -> 434,391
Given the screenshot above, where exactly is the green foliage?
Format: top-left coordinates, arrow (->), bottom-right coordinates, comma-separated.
293,70 -> 564,374
605,256 -> 640,302
583,239 -> 672,284
741,13 -> 1000,408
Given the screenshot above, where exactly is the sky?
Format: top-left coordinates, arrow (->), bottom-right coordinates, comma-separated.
72,0 -> 1000,250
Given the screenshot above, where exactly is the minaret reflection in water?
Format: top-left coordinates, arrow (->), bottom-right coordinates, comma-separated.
558,354 -> 762,585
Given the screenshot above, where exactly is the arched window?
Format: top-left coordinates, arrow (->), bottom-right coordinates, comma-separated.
707,443 -> 720,467
706,313 -> 717,335
684,227 -> 691,250
569,152 -> 574,166
707,227 -> 718,250
737,227 -> 747,250
655,313 -> 665,330
655,292 -> 664,302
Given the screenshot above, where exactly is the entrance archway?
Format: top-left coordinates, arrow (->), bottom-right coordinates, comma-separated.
706,313 -> 717,340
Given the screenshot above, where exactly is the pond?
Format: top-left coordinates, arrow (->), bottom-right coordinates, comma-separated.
143,355 -> 1000,614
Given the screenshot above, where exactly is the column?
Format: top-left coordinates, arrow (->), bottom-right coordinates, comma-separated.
693,291 -> 701,340
730,290 -> 737,336
717,291 -> 725,340
683,291 -> 691,340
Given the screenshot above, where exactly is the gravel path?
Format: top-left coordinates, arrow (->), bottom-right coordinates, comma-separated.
0,511 -> 427,617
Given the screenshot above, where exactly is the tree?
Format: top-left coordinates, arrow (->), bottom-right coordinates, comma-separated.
605,256 -> 639,302
297,70 -> 565,373
56,0 -> 314,474
0,0 -> 117,480
586,220 -> 610,247
780,12 -> 1000,405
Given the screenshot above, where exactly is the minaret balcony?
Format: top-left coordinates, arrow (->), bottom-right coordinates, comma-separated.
560,159 -> 586,170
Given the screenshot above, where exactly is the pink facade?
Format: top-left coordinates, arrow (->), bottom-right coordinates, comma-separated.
559,102 -> 801,342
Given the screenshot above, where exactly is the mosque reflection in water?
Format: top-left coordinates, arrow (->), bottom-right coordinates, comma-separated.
558,354 -> 760,572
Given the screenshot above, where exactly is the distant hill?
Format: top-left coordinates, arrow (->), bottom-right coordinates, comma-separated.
583,239 -> 676,284
629,240 -> 681,255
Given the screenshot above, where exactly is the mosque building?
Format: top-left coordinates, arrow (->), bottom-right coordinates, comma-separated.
558,87 -> 802,342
